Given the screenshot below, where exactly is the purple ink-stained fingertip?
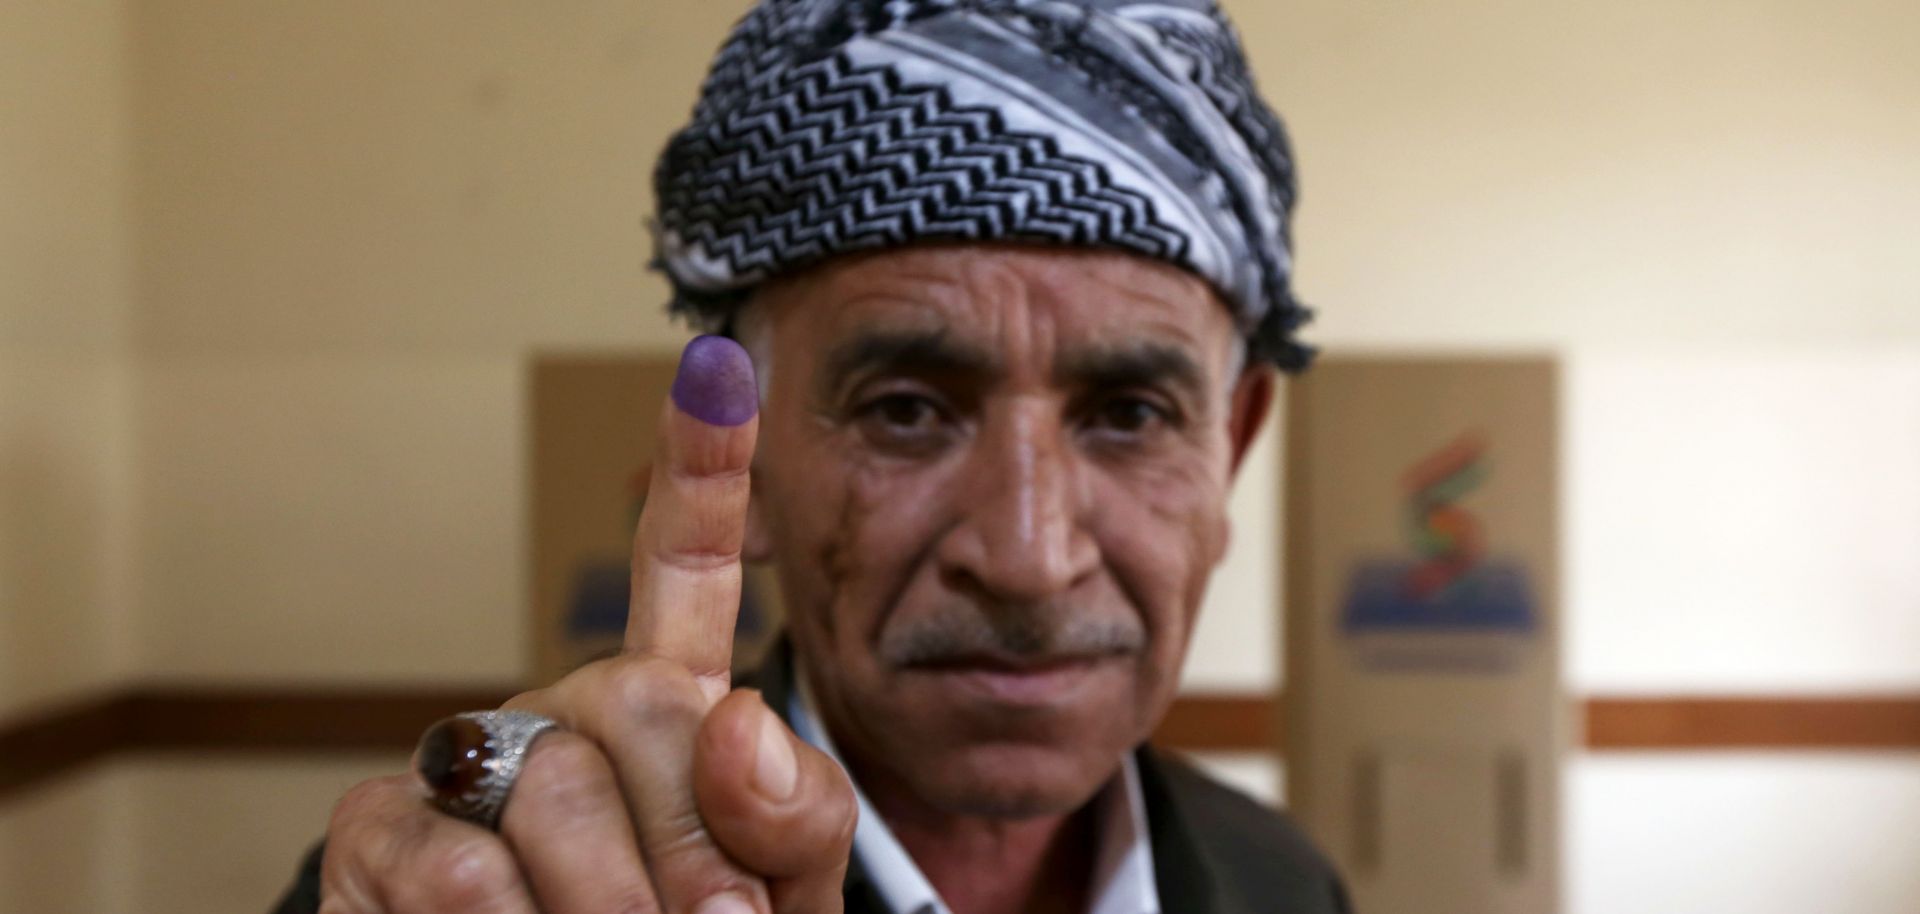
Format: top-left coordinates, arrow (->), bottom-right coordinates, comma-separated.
670,335 -> 758,427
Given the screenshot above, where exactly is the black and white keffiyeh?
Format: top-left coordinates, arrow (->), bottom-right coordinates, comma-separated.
653,0 -> 1311,370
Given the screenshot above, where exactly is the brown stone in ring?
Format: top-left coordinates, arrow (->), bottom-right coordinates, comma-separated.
416,716 -> 494,801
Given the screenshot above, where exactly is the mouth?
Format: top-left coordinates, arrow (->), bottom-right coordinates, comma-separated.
903,652 -> 1128,706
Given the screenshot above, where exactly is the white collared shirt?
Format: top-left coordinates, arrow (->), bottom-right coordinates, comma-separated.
788,675 -> 1161,914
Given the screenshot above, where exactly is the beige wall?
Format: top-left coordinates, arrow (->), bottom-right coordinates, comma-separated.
1241,0 -> 1920,349
113,753 -> 407,911
2,0 -> 1917,911
0,1 -> 136,909
0,0 -> 134,719
0,764 -> 132,914
125,0 -> 751,684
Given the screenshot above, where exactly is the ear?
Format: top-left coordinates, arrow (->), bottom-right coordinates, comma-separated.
1224,365 -> 1277,480
743,466 -> 775,565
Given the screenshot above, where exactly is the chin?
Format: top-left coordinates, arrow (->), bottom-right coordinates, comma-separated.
910,741 -> 1121,819
822,653 -> 1170,819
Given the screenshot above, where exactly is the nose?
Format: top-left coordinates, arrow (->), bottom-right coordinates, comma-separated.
937,402 -> 1098,603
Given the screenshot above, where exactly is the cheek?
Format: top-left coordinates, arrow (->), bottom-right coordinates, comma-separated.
1091,458 -> 1232,639
772,439 -> 959,647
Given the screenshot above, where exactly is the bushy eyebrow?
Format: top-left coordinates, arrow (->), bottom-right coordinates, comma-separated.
819,328 -> 1001,396
818,329 -> 1209,406
1054,342 -> 1208,403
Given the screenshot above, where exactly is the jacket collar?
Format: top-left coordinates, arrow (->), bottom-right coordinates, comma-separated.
1134,748 -> 1226,914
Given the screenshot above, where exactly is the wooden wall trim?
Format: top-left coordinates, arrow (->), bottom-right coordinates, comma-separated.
1155,694 -> 1281,751
0,688 -> 515,803
0,696 -> 125,802
5,689 -> 1918,803
121,688 -> 520,753
1583,695 -> 1920,750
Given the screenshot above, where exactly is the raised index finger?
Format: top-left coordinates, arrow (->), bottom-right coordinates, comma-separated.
627,335 -> 759,701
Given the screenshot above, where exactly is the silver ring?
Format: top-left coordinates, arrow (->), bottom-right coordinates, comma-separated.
415,710 -> 560,830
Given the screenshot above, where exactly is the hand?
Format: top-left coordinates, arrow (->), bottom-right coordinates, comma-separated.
317,337 -> 858,914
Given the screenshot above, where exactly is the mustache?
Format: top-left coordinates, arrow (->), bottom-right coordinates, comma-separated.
876,604 -> 1146,668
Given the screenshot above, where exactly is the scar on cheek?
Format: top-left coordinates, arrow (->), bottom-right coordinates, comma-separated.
822,456 -> 897,578
816,485 -> 863,598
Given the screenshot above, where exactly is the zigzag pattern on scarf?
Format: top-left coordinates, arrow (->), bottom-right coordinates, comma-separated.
657,49 -> 1189,287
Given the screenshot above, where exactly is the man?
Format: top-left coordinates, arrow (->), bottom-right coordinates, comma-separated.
278,0 -> 1343,911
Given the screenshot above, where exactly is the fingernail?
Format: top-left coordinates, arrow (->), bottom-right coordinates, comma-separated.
752,705 -> 798,801
695,893 -> 756,914
670,335 -> 757,427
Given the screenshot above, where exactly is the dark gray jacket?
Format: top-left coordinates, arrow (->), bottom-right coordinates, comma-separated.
274,645 -> 1349,913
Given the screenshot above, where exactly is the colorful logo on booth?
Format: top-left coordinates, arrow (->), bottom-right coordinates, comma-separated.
1402,433 -> 1491,602
1341,432 -> 1536,673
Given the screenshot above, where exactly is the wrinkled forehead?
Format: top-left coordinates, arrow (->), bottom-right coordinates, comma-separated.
752,244 -> 1242,383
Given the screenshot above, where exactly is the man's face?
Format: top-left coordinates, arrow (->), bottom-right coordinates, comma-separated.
743,244 -> 1273,818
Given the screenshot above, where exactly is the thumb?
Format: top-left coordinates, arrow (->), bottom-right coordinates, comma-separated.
694,689 -> 858,879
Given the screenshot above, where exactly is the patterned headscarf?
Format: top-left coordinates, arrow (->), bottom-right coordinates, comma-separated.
652,0 -> 1311,370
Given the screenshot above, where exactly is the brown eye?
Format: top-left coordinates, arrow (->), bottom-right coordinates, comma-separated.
1091,396 -> 1166,434
871,393 -> 940,430
852,391 -> 956,454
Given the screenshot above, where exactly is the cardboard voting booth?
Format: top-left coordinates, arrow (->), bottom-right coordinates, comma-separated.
529,355 -> 783,685
1285,357 -> 1565,914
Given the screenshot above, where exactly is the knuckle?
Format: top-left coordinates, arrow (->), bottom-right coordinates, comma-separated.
647,830 -> 773,909
514,733 -> 617,820
597,656 -> 706,726
646,806 -> 731,875
329,779 -> 384,826
324,777 -> 418,894
604,889 -> 665,914
328,776 -> 402,839
652,543 -> 743,574
661,805 -> 714,852
415,836 -> 520,911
